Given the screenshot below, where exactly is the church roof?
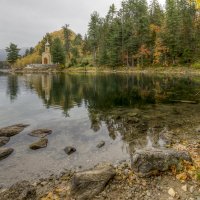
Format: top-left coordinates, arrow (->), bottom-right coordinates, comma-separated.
45,41 -> 50,46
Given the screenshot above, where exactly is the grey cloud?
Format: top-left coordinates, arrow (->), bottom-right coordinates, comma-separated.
0,0 -> 164,49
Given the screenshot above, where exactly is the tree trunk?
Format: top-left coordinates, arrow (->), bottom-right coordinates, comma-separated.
126,51 -> 129,68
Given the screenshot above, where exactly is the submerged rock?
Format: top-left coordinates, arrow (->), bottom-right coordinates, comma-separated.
159,127 -> 173,145
0,148 -> 14,161
64,146 -> 76,155
0,124 -> 29,137
131,148 -> 192,177
0,137 -> 10,147
29,138 -> 48,150
196,126 -> 200,133
70,165 -> 115,200
0,180 -> 36,200
97,141 -> 105,148
28,129 -> 52,138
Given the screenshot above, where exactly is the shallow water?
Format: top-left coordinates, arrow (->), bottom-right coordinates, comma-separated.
0,72 -> 200,186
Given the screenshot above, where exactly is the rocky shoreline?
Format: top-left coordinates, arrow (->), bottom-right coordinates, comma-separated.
5,66 -> 200,76
0,140 -> 199,200
0,108 -> 200,199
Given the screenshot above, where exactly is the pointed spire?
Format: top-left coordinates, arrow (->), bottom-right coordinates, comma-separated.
45,39 -> 50,46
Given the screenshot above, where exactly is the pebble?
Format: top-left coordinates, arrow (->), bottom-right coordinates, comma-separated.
146,191 -> 151,196
196,126 -> 200,132
181,184 -> 187,192
142,181 -> 147,187
168,188 -> 176,197
124,169 -> 129,175
0,189 -> 7,193
32,182 -> 37,187
40,181 -> 47,186
189,186 -> 194,193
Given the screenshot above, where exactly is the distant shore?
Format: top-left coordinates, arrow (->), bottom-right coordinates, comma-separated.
9,66 -> 200,76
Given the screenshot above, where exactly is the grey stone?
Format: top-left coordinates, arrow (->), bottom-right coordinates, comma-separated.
0,124 -> 29,137
29,138 -> 48,150
64,146 -> 76,155
0,180 -> 36,200
131,148 -> 192,177
28,129 -> 52,138
96,141 -> 105,148
0,148 -> 14,161
0,137 -> 10,147
159,127 -> 173,145
70,165 -> 116,200
196,126 -> 200,133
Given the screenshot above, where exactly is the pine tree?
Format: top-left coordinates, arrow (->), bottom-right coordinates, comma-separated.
164,0 -> 181,64
6,43 -> 20,64
39,33 -> 52,55
88,11 -> 102,66
51,38 -> 66,65
24,49 -> 30,57
62,24 -> 71,61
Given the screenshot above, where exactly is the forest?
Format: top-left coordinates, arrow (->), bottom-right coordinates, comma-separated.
9,0 -> 200,68
86,0 -> 200,67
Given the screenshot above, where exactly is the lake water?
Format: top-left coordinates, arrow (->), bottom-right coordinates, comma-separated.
0,72 -> 200,186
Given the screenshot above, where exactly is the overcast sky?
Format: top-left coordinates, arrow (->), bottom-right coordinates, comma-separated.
0,0 -> 165,49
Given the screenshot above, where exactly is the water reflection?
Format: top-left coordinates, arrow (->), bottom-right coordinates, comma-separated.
22,73 -> 200,150
1,72 -> 200,186
23,73 -> 199,108
6,75 -> 19,101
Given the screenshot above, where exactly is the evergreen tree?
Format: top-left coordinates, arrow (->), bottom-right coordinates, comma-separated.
24,49 -> 30,57
163,0 -> 181,64
5,43 -> 20,64
39,33 -> 52,55
82,35 -> 91,56
62,24 -> 71,61
73,34 -> 83,46
83,0 -> 200,67
51,38 -> 66,65
29,47 -> 34,54
88,11 -> 102,65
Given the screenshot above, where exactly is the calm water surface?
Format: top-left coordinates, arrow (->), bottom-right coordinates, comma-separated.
0,72 -> 200,186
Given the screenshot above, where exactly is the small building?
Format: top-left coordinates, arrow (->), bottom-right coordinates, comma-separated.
42,41 -> 52,65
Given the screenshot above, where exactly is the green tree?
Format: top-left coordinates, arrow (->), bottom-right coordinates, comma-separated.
51,38 -> 66,65
73,34 -> 83,46
39,33 -> 52,55
5,43 -> 20,64
62,24 -> 71,61
88,11 -> 102,66
24,49 -> 30,57
29,47 -> 34,54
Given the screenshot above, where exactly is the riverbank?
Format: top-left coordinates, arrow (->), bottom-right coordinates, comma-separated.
0,139 -> 200,200
0,71 -> 200,200
10,66 -> 200,76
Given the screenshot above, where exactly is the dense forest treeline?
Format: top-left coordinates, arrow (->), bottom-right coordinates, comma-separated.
11,0 -> 200,68
86,0 -> 200,67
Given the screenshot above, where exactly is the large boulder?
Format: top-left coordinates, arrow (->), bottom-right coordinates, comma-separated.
131,148 -> 192,177
70,165 -> 116,200
0,148 -> 14,161
0,124 -> 29,137
0,137 -> 10,147
29,138 -> 48,150
0,181 -> 36,200
28,129 -> 52,138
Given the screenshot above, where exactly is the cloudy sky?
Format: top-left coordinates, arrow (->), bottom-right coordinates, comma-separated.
0,0 -> 165,49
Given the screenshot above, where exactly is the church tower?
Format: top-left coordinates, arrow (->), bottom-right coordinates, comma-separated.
42,41 -> 52,65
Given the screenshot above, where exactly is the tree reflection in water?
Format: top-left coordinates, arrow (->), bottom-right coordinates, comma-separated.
6,73 -> 200,153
